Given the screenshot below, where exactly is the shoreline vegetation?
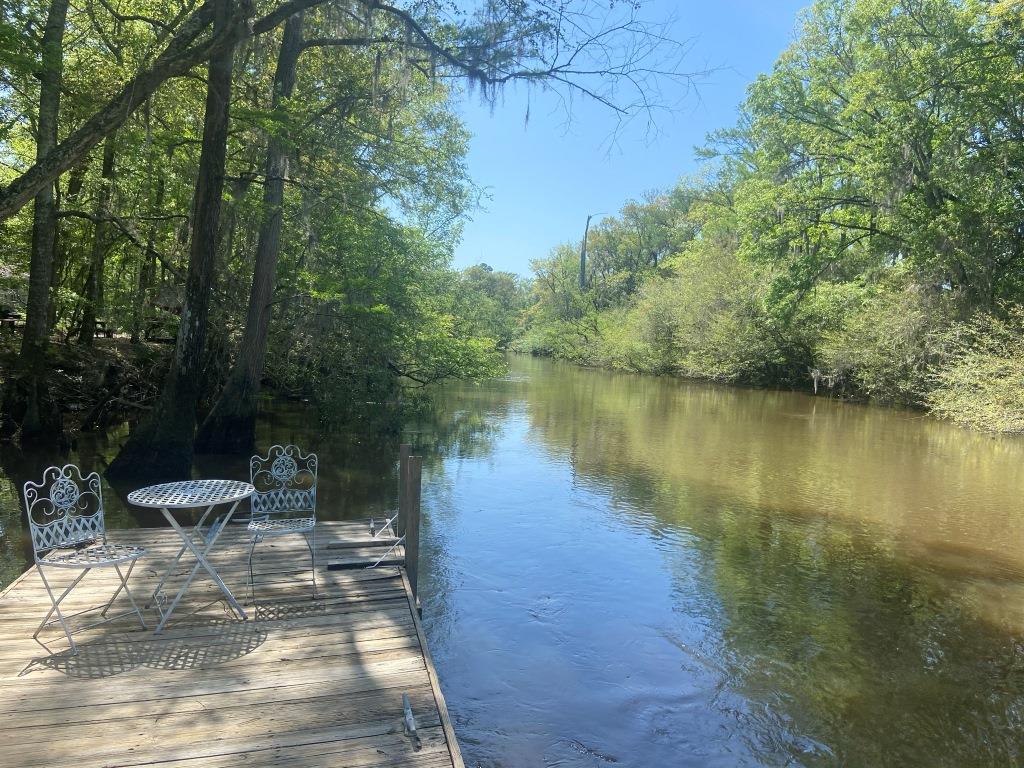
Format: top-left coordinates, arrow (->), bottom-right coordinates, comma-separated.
513,0 -> 1024,435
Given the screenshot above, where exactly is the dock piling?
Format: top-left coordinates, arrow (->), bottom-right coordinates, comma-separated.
398,443 -> 423,600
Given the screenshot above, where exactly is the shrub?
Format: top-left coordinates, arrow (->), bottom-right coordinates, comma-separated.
819,280 -> 953,405
666,243 -> 778,382
927,307 -> 1024,433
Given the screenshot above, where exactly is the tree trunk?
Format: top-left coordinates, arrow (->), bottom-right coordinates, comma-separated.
78,133 -> 117,346
194,11 -> 304,454
0,0 -> 70,443
130,175 -> 164,343
108,0 -> 236,480
49,161 -> 88,332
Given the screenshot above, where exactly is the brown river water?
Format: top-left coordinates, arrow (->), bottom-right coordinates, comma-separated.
1,354 -> 1023,766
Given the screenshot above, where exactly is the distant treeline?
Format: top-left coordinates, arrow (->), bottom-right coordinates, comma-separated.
508,0 -> 1024,433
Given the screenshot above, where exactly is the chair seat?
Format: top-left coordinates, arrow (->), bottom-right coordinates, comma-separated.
248,517 -> 316,536
41,542 -> 145,568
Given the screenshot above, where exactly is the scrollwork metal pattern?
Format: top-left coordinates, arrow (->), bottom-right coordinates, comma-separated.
22,465 -> 105,557
250,444 -> 317,518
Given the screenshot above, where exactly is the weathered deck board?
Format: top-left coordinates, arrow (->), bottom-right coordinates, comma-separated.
0,520 -> 462,768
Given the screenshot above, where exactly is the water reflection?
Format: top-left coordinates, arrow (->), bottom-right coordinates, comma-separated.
413,356 -> 1024,767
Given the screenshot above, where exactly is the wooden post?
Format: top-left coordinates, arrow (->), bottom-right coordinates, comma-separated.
397,443 -> 410,538
405,456 -> 422,600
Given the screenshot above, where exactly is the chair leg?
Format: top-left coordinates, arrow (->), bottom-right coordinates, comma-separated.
111,561 -> 148,630
101,560 -> 128,616
36,567 -> 89,656
249,529 -> 318,602
246,536 -> 260,605
305,526 -> 318,600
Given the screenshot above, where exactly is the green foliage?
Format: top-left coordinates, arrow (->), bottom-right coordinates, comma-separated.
457,264 -> 531,347
263,216 -> 504,429
819,276 -> 954,404
928,307 -> 1024,433
522,0 -> 1024,432
0,0 -> 523,430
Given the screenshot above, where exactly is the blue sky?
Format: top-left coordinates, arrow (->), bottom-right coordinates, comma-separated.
451,0 -> 810,275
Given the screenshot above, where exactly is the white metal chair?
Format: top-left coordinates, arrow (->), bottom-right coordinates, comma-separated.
247,445 -> 318,602
22,465 -> 147,655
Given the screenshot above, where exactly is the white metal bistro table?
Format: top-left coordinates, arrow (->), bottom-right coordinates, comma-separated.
127,479 -> 254,633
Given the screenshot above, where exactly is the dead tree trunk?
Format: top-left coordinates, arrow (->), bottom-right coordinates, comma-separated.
78,133 -> 117,346
195,11 -> 304,454
0,0 -> 70,442
108,0 -> 236,479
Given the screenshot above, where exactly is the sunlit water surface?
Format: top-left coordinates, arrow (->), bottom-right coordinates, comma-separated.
2,355 -> 1023,766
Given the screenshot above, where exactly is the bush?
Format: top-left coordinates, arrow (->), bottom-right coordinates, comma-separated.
818,279 -> 953,405
927,307 -> 1024,433
664,243 -> 779,382
582,240 -> 789,382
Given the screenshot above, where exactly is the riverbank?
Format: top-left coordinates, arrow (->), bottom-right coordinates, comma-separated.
513,0 -> 1024,438
0,336 -> 168,438
514,297 -> 1024,437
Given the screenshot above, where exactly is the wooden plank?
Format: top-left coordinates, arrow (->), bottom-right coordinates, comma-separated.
0,521 -> 461,768
400,567 -> 465,768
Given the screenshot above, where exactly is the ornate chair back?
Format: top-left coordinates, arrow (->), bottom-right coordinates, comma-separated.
23,465 -> 106,560
249,445 -> 317,520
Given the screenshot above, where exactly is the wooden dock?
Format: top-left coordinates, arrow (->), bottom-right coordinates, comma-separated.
0,520 -> 463,768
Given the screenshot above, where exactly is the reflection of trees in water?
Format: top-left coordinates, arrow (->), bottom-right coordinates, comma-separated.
522,357 -> 1024,566
406,381 -> 519,465
696,500 -> 1024,767
403,377 -> 523,679
0,473 -> 27,589
517,359 -> 1024,767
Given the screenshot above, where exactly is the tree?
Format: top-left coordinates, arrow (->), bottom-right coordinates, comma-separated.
0,0 -> 697,224
193,11 -> 306,455
0,0 -> 69,442
520,0 -> 1024,428
170,1 -> 695,461
107,0 -> 237,479
458,264 -> 531,347
1,0 -> 700,469
77,132 -> 117,346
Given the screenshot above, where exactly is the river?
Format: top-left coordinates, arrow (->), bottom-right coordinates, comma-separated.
2,354 -> 1023,766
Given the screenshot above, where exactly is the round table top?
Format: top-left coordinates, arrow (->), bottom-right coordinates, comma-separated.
127,479 -> 254,509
